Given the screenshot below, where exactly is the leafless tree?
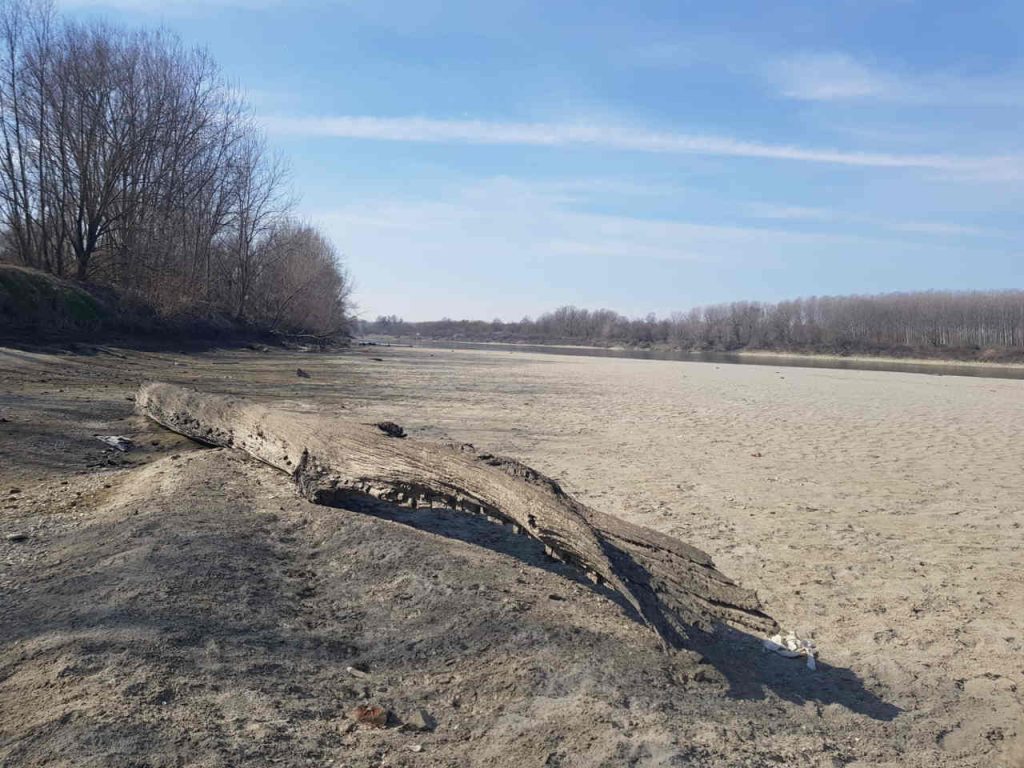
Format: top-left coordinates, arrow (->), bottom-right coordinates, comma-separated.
250,220 -> 351,335
0,0 -> 351,337
363,291 -> 1024,359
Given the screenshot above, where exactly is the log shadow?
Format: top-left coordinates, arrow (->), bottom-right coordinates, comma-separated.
319,493 -> 643,623
321,496 -> 901,723
694,627 -> 903,722
600,539 -> 902,722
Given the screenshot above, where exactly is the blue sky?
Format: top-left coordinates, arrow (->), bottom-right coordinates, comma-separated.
64,0 -> 1024,320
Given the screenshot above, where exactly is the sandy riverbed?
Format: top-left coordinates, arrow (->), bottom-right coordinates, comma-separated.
1,344 -> 1021,767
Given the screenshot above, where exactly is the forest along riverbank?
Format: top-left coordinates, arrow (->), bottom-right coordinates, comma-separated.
1,344 -> 1021,767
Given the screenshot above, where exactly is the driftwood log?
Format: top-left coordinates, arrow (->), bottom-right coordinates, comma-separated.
137,382 -> 777,647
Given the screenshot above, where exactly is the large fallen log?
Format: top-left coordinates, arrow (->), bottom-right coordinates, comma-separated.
137,382 -> 777,647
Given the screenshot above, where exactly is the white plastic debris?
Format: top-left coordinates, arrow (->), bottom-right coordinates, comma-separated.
96,435 -> 133,452
763,631 -> 818,670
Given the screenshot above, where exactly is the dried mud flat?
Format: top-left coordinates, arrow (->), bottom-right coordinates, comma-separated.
0,344 -> 1021,767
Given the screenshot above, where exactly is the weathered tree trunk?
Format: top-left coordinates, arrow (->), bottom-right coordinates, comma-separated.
137,382 -> 777,647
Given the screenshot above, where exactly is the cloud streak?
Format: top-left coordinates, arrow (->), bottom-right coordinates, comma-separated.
769,53 -> 895,102
747,202 -> 1001,238
261,114 -> 1023,179
768,51 -> 1024,108
59,0 -> 285,12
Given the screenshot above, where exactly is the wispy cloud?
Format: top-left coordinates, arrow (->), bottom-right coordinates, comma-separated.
59,0 -> 285,12
747,203 -> 836,222
748,202 -> 999,238
315,178 -> 827,271
261,114 -> 1023,179
310,177 -> 1008,319
885,220 -> 991,237
769,53 -> 894,101
767,51 -> 1024,107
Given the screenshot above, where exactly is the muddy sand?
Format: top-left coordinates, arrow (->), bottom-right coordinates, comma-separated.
0,344 -> 1021,767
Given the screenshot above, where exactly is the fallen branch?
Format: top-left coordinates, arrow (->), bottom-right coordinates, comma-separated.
136,382 -> 777,646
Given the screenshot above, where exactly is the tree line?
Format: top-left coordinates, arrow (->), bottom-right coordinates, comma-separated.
364,290 -> 1024,360
0,0 -> 350,336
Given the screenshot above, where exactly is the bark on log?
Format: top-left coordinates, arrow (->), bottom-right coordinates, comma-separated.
136,382 -> 777,647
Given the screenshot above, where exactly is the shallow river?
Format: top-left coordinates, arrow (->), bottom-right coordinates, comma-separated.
403,340 -> 1024,380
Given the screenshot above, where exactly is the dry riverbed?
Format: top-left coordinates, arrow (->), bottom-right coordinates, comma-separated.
0,344 -> 1021,767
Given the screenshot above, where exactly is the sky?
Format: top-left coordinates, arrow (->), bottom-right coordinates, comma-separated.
63,0 -> 1024,321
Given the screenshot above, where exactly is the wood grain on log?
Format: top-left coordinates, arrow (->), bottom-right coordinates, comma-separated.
136,382 -> 777,647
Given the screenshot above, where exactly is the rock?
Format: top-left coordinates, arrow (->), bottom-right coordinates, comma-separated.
409,744 -> 423,753
346,665 -> 370,679
6,533 -> 28,542
693,668 -> 723,684
350,704 -> 388,728
375,421 -> 406,438
149,688 -> 175,705
404,708 -> 435,732
96,435 -> 133,452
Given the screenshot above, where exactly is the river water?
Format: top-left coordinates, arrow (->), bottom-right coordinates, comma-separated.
403,340 -> 1024,381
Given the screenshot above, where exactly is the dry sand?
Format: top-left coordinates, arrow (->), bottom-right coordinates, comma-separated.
0,344 -> 1021,766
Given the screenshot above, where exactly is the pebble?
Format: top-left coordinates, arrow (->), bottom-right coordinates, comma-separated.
404,708 -> 435,732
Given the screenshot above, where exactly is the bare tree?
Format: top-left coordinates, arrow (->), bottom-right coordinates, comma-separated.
366,291 -> 1024,359
250,220 -> 352,335
219,134 -> 289,320
0,0 -> 351,337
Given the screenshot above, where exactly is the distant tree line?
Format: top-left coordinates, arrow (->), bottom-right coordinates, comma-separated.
363,291 -> 1024,360
0,0 -> 350,336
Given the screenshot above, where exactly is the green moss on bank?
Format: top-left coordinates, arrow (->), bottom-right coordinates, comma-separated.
0,264 -> 110,331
